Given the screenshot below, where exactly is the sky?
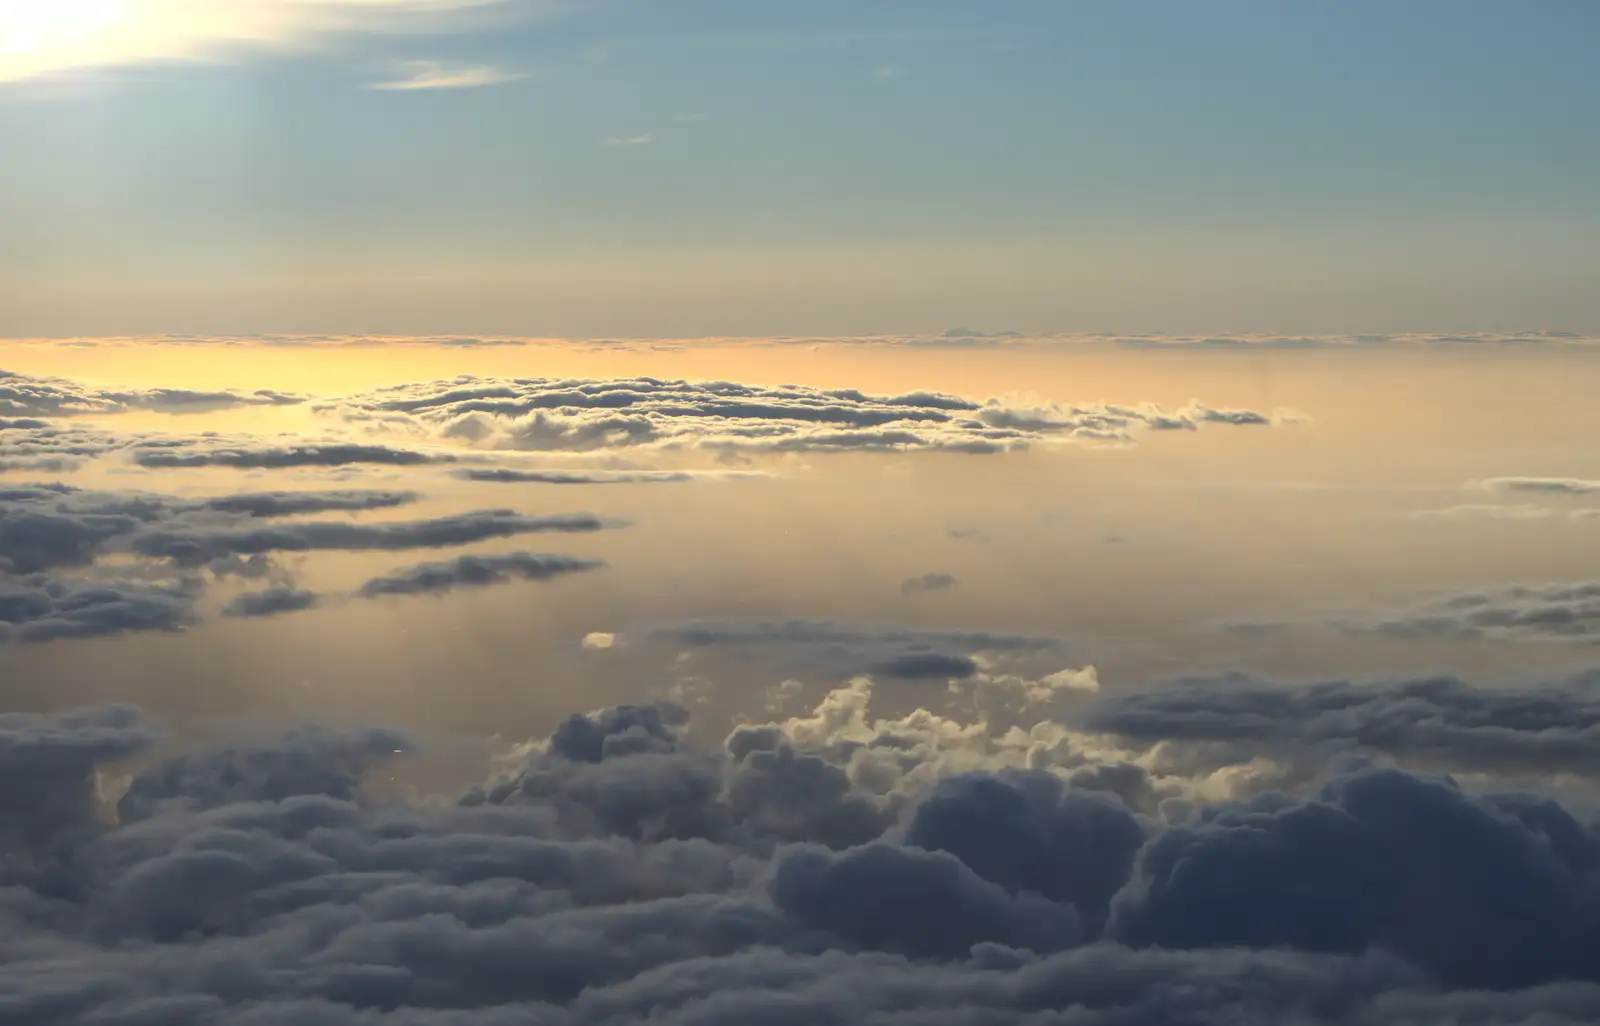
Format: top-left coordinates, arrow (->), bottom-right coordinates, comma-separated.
9,4 -> 1600,1026
3,0 -> 1599,336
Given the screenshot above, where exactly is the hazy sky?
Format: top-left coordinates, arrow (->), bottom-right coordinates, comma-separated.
10,7 -> 1600,1023
3,0 -> 1598,336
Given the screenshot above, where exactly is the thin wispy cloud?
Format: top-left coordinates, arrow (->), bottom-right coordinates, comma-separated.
369,60 -> 526,92
605,133 -> 653,147
874,65 -> 903,79
0,0 -> 519,84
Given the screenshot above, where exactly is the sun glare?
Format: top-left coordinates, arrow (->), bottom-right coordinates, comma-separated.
0,0 -> 126,53
0,0 -> 129,79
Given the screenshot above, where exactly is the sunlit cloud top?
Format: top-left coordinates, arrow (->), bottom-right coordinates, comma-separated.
0,0 -> 509,83
368,59 -> 523,90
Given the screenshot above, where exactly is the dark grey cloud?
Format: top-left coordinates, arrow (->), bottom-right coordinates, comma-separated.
195,490 -> 421,517
867,651 -> 980,680
0,573 -> 197,642
1106,765 -> 1600,990
0,484 -> 427,574
132,442 -> 452,469
457,468 -> 697,485
132,509 -> 614,565
222,587 -> 320,618
1,483 -> 613,641
1084,672 -> 1600,777
1342,582 -> 1600,643
901,572 -> 959,596
1482,477 -> 1600,496
359,552 -> 606,598
322,376 -> 1282,455
655,618 -> 1059,682
0,369 -> 304,417
10,698 -> 1600,1023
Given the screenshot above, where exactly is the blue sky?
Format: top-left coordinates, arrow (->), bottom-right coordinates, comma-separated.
2,0 -> 1597,336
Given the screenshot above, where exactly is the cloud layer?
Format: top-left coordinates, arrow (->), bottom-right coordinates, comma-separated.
323,375 -> 1281,454
0,482 -> 617,642
0,370 -> 303,417
1343,582 -> 1600,643
11,671 -> 1600,1022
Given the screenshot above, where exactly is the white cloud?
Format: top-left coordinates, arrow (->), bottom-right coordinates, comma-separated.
605,133 -> 652,147
368,59 -> 525,90
0,0 -> 514,83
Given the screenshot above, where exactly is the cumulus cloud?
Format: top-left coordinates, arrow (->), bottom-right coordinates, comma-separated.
321,376 -> 1282,455
1084,672 -> 1600,778
12,677 -> 1600,1022
1341,582 -> 1600,643
0,573 -> 197,641
359,551 -> 606,598
0,419 -> 126,470
0,370 -> 303,416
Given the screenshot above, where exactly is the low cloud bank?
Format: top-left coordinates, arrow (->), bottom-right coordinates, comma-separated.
1341,582 -> 1600,643
10,670 -> 1600,1022
0,369 -> 304,417
322,376 -> 1284,455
